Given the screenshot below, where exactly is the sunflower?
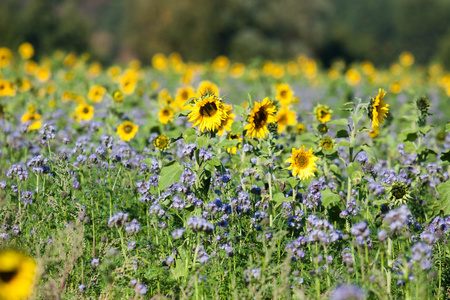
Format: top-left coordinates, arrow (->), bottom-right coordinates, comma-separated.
187,95 -> 227,132
18,43 -> 34,60
319,137 -> 334,151
75,104 -> 94,121
387,181 -> 411,206
0,80 -> 16,97
158,107 -> 175,125
154,134 -> 170,150
217,104 -> 235,136
197,81 -> 219,97
117,121 -> 139,142
368,127 -> 379,138
285,146 -> 319,180
88,85 -> 106,102
108,65 -> 122,81
230,63 -> 245,78
0,47 -> 12,68
35,66 -> 51,83
0,249 -> 37,300
275,83 -> 293,106
24,61 -> 37,75
152,53 -> 168,71
368,89 -> 389,129
120,70 -> 137,95
21,112 -> 41,131
212,56 -> 229,72
226,133 -> 242,154
113,90 -> 124,102
276,107 -> 296,133
175,86 -> 195,109
245,98 -> 277,139
296,123 -> 306,134
313,104 -> 332,123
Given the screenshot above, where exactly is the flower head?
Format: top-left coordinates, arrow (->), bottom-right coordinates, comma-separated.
75,104 -> 94,121
285,146 -> 319,180
88,85 -> 106,102
188,95 -> 227,132
244,97 -> 277,139
159,107 -> 174,125
313,104 -> 332,123
368,89 -> 389,129
275,83 -> 293,106
117,121 -> 139,142
154,135 -> 170,151
21,112 -> 41,131
276,107 -> 296,133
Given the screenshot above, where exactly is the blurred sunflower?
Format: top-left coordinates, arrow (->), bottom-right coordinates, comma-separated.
120,70 -> 137,95
296,123 -> 306,134
87,62 -> 102,78
275,83 -> 293,106
18,43 -> 34,60
244,97 -> 277,139
368,127 -> 379,138
24,61 -> 38,75
212,56 -> 229,72
197,81 -> 219,97
0,249 -> 37,300
188,95 -> 227,132
313,104 -> 332,123
75,104 -> 94,121
0,47 -> 12,68
158,107 -> 175,125
230,63 -> 245,78
226,133 -> 242,154
154,134 -> 170,150
152,53 -> 168,71
285,146 -> 318,180
368,89 -> 389,128
217,104 -> 235,136
35,66 -> 51,83
113,90 -> 124,103
319,137 -> 334,151
175,86 -> 195,109
276,107 -> 296,133
0,80 -> 16,97
88,85 -> 106,103
117,121 -> 138,142
21,112 -> 41,131
107,65 -> 122,81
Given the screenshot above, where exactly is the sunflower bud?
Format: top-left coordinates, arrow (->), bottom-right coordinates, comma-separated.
267,122 -> 278,135
317,123 -> 329,135
416,96 -> 430,113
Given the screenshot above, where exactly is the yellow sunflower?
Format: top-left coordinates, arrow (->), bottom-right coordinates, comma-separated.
313,104 -> 332,123
276,107 -> 296,133
152,53 -> 168,71
18,43 -> 34,60
75,104 -> 94,121
0,249 -> 37,300
0,47 -> 12,68
88,85 -> 106,103
197,81 -> 219,97
0,80 -> 16,97
154,134 -> 170,150
35,66 -> 51,83
244,97 -> 277,139
275,83 -> 294,106
368,127 -> 379,138
24,61 -> 38,75
319,137 -> 334,151
285,146 -> 319,180
217,104 -> 235,136
158,107 -> 175,125
120,70 -> 137,95
212,56 -> 229,72
187,95 -> 227,132
368,89 -> 389,129
21,112 -> 41,131
113,90 -> 124,102
296,123 -> 306,134
117,121 -> 139,142
226,133 -> 242,154
230,63 -> 245,78
175,86 -> 195,109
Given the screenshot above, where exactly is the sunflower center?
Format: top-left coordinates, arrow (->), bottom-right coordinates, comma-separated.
200,102 -> 218,117
296,154 -> 308,168
254,108 -> 268,128
124,125 -> 133,133
280,90 -> 287,98
319,109 -> 328,119
0,269 -> 18,283
0,84 -> 4,90
83,107 -> 90,114
182,91 -> 188,99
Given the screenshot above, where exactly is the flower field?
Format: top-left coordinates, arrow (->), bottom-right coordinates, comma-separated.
0,45 -> 450,299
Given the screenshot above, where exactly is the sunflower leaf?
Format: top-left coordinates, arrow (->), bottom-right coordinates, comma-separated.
234,105 -> 246,118
321,188 -> 340,208
329,118 -> 349,126
158,161 -> 184,190
231,121 -> 244,134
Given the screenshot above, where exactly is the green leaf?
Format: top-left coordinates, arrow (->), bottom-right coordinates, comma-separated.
329,118 -> 349,126
183,97 -> 196,107
441,150 -> 450,163
398,129 -> 418,142
231,121 -> 244,135
273,192 -> 286,208
158,161 -> 184,190
196,136 -> 209,148
420,125 -> 433,135
437,181 -> 450,215
335,130 -> 349,138
446,122 -> 450,132
170,109 -> 191,120
217,139 -> 239,149
360,145 -> 377,163
234,105 -> 246,118
321,188 -> 340,208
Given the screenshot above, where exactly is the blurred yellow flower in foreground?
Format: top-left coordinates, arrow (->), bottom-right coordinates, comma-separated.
21,112 -> 42,130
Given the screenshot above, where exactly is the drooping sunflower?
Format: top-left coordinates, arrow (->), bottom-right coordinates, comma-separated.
197,81 -> 219,97
244,97 -> 277,139
276,107 -> 296,133
319,137 -> 334,151
187,95 -> 227,132
368,127 -> 379,138
21,112 -> 41,131
217,104 -> 235,136
368,89 -> 389,129
313,104 -> 332,123
75,104 -> 94,121
88,85 -> 106,103
275,83 -> 294,106
286,146 -> 319,180
154,134 -> 170,151
117,121 -> 139,142
0,249 -> 37,300
158,107 -> 175,125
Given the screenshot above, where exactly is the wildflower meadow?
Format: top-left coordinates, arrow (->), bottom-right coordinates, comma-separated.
0,45 -> 449,299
